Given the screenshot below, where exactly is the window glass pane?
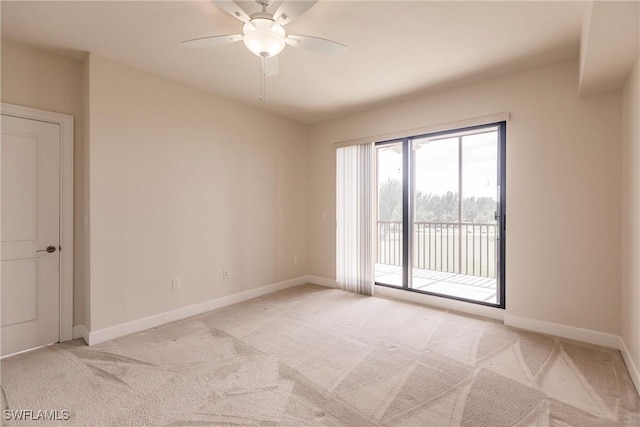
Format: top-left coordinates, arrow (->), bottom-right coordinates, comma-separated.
375,142 -> 403,286
377,143 -> 403,222
413,136 -> 459,223
460,130 -> 498,289
462,131 -> 498,223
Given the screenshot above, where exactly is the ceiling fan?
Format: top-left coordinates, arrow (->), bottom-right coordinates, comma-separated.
182,0 -> 347,100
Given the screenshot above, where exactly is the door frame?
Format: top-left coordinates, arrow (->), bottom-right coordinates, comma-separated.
1,102 -> 74,343
374,121 -> 506,308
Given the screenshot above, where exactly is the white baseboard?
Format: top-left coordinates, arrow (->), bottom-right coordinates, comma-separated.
617,336 -> 640,395
503,314 -> 621,348
305,275 -> 337,288
72,325 -> 90,344
504,314 -> 640,395
87,276 -> 308,346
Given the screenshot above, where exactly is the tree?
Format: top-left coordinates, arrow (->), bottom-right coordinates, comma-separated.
378,179 -> 496,223
378,178 -> 402,221
462,196 -> 496,223
415,191 -> 459,222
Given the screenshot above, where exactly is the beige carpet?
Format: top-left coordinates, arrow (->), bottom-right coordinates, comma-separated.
1,284 -> 639,426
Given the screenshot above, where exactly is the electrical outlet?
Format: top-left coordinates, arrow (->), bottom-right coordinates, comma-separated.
293,255 -> 298,264
172,278 -> 181,289
223,270 -> 230,280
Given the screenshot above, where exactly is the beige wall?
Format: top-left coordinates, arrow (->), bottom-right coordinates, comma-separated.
1,39 -> 87,328
1,40 -> 630,343
309,60 -> 622,335
622,58 -> 640,372
86,55 -> 308,330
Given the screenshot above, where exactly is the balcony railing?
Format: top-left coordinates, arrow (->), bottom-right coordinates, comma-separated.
377,221 -> 497,278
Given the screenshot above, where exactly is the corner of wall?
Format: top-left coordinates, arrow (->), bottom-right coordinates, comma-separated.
621,55 -> 640,393
578,1 -> 594,91
82,54 -> 92,331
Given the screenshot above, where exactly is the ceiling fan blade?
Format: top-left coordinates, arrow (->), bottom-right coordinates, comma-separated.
273,0 -> 317,26
264,56 -> 279,77
182,34 -> 243,48
286,35 -> 347,55
213,0 -> 251,23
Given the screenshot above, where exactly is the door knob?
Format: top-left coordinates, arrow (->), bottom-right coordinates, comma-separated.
37,245 -> 57,253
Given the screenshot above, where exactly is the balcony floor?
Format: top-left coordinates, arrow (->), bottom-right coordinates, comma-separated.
375,263 -> 497,304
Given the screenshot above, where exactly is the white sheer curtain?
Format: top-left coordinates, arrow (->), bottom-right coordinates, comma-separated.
336,143 -> 375,296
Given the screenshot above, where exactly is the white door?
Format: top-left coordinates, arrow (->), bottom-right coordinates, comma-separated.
1,114 -> 60,357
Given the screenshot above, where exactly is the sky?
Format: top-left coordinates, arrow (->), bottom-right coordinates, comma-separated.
378,130 -> 498,199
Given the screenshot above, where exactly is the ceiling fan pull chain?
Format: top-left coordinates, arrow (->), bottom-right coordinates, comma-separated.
260,54 -> 266,102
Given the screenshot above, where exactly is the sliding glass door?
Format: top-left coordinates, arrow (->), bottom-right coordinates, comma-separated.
375,141 -> 404,286
375,123 -> 506,307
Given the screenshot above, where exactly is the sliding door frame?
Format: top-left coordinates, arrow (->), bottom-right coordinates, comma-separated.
375,121 -> 506,309
402,137 -> 411,289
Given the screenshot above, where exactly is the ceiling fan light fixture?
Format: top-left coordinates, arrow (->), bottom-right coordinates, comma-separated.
242,18 -> 286,57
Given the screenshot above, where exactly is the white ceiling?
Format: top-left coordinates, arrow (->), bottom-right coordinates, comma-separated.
1,1 -> 592,124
